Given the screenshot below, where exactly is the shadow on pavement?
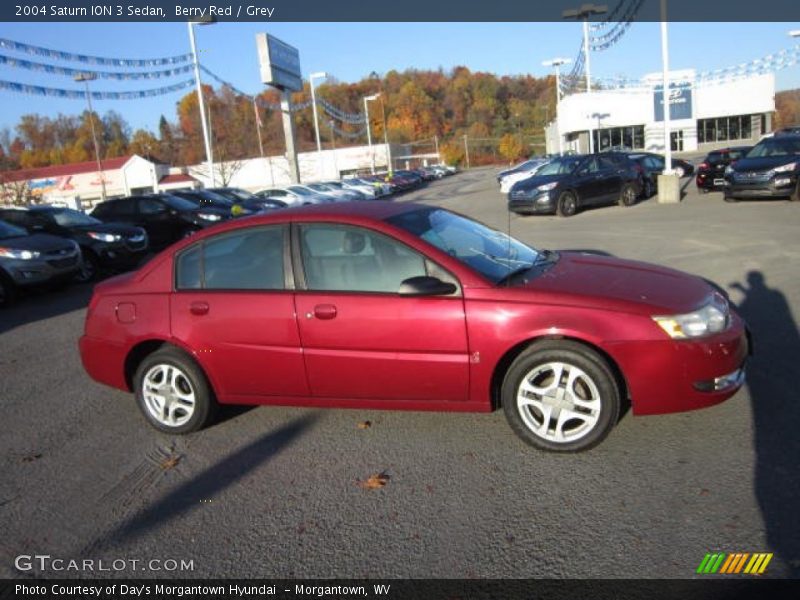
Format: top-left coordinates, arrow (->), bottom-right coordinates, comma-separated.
729,271 -> 800,576
0,282 -> 93,336
91,413 -> 319,550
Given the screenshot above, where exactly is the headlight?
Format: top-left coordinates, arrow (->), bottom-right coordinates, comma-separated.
198,213 -> 222,221
653,295 -> 730,339
87,232 -> 121,242
0,247 -> 40,260
773,162 -> 796,173
537,182 -> 558,192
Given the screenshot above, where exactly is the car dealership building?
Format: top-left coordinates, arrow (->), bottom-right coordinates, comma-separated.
545,71 -> 775,155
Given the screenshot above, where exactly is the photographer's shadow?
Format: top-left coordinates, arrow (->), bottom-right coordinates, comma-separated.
729,271 -> 800,576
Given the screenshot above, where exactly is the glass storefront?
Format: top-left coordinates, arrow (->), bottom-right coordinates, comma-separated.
697,114 -> 753,143
593,125 -> 645,151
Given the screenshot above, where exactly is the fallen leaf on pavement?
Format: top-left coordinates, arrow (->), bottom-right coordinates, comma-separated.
357,471 -> 390,490
357,421 -> 372,429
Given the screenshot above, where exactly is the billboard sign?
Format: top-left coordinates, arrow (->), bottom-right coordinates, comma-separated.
256,33 -> 302,92
654,84 -> 693,121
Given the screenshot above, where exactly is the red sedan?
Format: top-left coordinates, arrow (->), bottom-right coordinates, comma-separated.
79,202 -> 749,452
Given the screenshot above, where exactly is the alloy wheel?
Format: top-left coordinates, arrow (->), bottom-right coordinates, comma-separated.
142,363 -> 196,428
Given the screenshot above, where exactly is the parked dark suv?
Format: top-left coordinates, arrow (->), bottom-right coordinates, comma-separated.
508,153 -> 641,217
0,219 -> 81,306
695,146 -> 752,192
0,206 -> 148,282
626,153 -> 695,198
723,135 -> 800,203
91,194 -> 230,250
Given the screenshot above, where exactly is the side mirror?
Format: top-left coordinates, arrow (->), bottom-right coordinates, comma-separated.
398,276 -> 456,297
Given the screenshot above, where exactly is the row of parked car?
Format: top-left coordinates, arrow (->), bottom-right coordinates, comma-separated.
0,167 -> 458,307
694,133 -> 800,202
502,151 -> 695,217
502,131 -> 800,217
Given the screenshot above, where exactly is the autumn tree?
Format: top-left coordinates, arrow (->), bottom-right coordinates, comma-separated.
498,133 -> 525,163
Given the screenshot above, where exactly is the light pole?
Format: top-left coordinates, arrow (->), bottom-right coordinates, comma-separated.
74,72 -> 106,202
363,93 -> 380,173
309,71 -> 328,177
563,4 -> 607,154
187,19 -> 215,187
543,57 -> 571,155
660,0 -> 672,174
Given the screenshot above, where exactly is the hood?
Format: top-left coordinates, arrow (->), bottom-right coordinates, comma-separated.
513,173 -> 567,191
525,252 -> 712,315
730,156 -> 798,172
0,232 -> 77,254
73,222 -> 144,237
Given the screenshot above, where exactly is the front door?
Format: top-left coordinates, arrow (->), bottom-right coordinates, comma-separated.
293,222 -> 470,402
170,224 -> 309,399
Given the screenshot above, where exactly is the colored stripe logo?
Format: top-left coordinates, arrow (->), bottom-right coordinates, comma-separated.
697,552 -> 773,575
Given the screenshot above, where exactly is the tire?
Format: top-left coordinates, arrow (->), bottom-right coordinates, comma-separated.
556,191 -> 578,217
134,347 -> 218,434
0,272 -> 18,308
642,179 -> 654,199
724,192 -> 738,203
674,166 -> 685,178
74,249 -> 100,283
619,183 -> 638,207
502,340 -> 621,452
790,184 -> 800,202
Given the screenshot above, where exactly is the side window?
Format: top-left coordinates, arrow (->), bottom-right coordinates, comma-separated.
103,198 -> 136,217
175,226 -> 286,291
0,212 -> 28,227
598,156 -> 620,170
139,198 -> 168,215
300,224 -> 427,293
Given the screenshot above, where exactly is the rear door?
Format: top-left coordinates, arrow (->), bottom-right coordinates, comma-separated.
137,196 -> 177,248
170,224 -> 309,399
293,222 -> 470,402
572,157 -> 607,206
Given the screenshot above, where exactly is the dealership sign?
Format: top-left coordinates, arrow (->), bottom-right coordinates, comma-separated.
256,33 -> 302,92
653,84 -> 693,121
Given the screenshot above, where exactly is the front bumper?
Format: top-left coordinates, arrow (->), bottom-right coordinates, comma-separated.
508,191 -> 556,214
2,252 -> 81,287
724,173 -> 798,199
92,239 -> 148,270
607,313 -> 750,415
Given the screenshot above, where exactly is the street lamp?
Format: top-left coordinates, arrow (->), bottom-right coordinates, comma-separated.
309,71 -> 328,176
363,93 -> 381,173
543,57 -> 571,155
329,119 -> 339,177
74,72 -> 107,202
563,3 -> 607,154
187,18 -> 215,187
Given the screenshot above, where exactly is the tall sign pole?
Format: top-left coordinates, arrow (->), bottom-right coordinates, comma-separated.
256,33 -> 302,184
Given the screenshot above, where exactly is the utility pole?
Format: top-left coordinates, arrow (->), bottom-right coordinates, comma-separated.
74,73 -> 106,202
463,134 -> 470,169
253,96 -> 264,157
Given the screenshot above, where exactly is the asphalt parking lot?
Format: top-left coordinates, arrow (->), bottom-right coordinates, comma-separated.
1,168 -> 799,579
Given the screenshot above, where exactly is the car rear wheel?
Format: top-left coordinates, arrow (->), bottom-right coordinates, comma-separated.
619,183 -> 638,207
134,347 -> 217,434
502,341 -> 621,452
556,192 -> 578,217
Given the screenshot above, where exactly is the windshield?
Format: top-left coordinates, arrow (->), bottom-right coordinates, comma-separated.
535,156 -> 582,176
160,194 -> 201,211
387,208 -> 540,284
307,184 -> 331,192
288,186 -> 313,196
224,188 -> 255,201
747,138 -> 800,158
50,209 -> 101,227
0,220 -> 27,239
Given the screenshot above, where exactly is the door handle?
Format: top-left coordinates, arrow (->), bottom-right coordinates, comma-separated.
312,304 -> 337,320
189,301 -> 209,316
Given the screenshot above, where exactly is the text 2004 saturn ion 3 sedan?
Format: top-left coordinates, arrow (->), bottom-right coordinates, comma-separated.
79,202 -> 749,452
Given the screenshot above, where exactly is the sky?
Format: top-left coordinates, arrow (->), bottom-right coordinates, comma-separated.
1,21 -> 799,135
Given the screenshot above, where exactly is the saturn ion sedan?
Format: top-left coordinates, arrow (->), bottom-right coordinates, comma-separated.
79,202 -> 749,452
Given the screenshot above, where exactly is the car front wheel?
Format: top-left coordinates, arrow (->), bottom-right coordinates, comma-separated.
134,347 -> 217,434
502,341 -> 621,452
556,191 -> 578,217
